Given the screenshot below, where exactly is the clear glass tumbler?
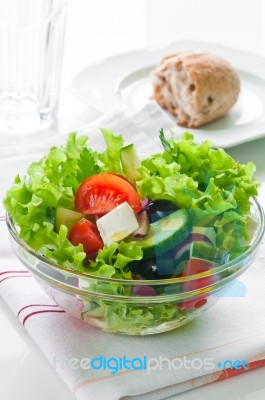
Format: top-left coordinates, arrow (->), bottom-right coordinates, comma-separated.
0,0 -> 67,135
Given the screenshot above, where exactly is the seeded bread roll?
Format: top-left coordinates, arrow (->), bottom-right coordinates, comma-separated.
151,52 -> 240,128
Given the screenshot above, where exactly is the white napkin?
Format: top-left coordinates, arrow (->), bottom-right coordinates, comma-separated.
0,101 -> 167,159
1,104 -> 265,400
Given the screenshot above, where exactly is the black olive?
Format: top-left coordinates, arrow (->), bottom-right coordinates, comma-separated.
128,249 -> 185,280
129,258 -> 171,280
141,200 -> 178,222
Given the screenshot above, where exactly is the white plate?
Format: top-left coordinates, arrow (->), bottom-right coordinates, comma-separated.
71,40 -> 265,148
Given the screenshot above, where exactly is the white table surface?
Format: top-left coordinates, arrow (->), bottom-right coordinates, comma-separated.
1,0 -> 265,399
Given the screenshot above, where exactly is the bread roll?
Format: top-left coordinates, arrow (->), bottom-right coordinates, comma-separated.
151,52 -> 240,128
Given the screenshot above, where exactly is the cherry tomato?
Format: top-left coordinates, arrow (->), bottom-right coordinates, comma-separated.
179,259 -> 215,311
75,173 -> 142,215
68,219 -> 103,259
106,172 -> 129,182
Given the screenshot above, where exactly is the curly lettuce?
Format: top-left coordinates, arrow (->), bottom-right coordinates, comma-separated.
3,131 -> 139,273
136,130 -> 258,258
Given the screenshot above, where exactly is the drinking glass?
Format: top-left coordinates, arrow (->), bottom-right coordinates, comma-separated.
0,0 -> 67,135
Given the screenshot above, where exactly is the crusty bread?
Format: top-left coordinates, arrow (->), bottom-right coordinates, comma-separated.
151,52 -> 240,128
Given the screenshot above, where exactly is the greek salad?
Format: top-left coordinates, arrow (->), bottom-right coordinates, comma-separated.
4,130 -> 259,332
4,129 -> 258,281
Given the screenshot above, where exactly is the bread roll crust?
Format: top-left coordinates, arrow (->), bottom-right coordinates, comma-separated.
151,52 -> 240,128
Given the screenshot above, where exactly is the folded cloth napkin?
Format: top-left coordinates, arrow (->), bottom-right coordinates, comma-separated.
1,104 -> 265,400
0,101 -> 170,159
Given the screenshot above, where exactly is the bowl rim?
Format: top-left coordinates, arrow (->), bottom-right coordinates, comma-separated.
6,196 -> 265,286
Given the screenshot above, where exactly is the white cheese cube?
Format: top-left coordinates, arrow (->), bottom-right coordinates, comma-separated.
96,202 -> 139,245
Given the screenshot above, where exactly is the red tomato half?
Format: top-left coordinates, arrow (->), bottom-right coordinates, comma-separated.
75,173 -> 142,215
179,259 -> 215,311
68,219 -> 103,259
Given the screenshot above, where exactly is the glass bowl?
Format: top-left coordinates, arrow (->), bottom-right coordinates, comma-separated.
6,197 -> 265,335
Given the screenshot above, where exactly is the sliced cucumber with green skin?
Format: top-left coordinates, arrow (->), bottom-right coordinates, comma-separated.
46,207 -> 83,232
120,143 -> 141,186
131,209 -> 191,258
190,242 -> 229,264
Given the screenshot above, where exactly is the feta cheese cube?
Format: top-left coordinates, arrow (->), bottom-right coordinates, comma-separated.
96,202 -> 139,245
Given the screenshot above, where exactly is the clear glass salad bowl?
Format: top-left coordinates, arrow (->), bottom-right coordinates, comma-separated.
6,197 -> 265,335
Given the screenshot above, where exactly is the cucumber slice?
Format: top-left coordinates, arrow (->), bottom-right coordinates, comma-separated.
56,207 -> 84,232
190,242 -> 229,264
120,143 -> 141,186
132,209 -> 191,258
46,207 -> 83,232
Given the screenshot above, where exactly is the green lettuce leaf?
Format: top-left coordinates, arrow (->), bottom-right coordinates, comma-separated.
100,302 -> 183,334
4,131 -> 143,274
89,241 -> 143,279
4,134 -> 98,254
96,128 -> 124,173
136,156 -> 199,208
137,131 -> 258,259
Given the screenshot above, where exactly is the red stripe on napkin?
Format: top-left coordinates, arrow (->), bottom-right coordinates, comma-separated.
22,309 -> 65,326
0,270 -> 30,276
17,303 -> 60,318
